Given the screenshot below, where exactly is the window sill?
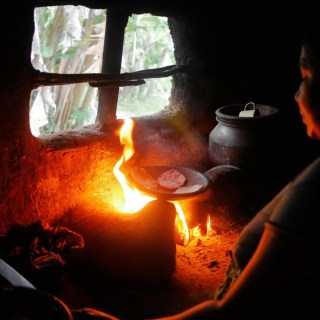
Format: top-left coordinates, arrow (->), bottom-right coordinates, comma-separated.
36,124 -> 121,152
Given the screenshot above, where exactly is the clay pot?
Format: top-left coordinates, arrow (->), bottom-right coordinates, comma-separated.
208,103 -> 280,209
209,103 -> 279,175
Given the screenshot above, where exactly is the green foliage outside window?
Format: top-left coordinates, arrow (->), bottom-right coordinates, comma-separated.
30,7 -> 175,136
118,14 -> 175,118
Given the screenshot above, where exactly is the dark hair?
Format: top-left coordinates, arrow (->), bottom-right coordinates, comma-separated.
301,19 -> 320,73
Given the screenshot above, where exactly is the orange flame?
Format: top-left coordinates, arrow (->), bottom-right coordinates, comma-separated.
206,214 -> 211,231
206,214 -> 215,236
113,118 -> 154,213
113,117 -> 209,246
174,202 -> 189,245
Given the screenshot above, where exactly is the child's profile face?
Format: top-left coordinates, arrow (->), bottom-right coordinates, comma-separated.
295,45 -> 320,139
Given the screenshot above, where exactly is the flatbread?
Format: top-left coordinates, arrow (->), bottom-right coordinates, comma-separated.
156,169 -> 186,190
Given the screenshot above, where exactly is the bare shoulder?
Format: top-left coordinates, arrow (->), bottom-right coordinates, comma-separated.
293,156 -> 320,185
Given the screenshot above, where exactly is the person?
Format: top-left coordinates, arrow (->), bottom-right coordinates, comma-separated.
146,21 -> 320,320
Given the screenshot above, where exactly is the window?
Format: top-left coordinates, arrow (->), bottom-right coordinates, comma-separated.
118,14 -> 175,119
30,6 -> 106,136
30,5 -> 176,137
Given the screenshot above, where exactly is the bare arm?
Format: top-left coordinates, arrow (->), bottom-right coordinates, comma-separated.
146,299 -> 220,320
232,181 -> 292,269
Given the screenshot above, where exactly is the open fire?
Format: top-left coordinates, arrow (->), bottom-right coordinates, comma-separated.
113,117 -> 211,245
113,117 -> 155,213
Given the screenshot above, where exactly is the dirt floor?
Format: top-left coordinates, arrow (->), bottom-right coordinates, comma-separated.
56,215 -> 242,319
0,211 -> 243,320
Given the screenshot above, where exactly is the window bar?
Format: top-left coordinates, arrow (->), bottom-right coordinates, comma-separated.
96,8 -> 128,130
